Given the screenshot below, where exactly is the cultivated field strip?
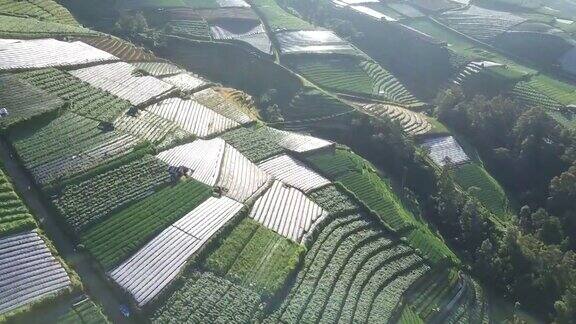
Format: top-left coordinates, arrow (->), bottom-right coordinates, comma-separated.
258,154 -> 330,192
132,62 -> 183,77
267,128 -> 333,153
421,136 -> 470,167
70,62 -> 175,106
0,0 -> 78,25
0,38 -> 117,71
30,133 -> 140,185
15,68 -> 132,122
276,30 -> 356,55
75,36 -> 158,62
0,168 -> 35,236
52,155 -> 171,233
161,72 -> 207,93
0,75 -> 63,128
146,97 -> 239,138
439,5 -> 526,42
113,110 -> 189,145
0,230 -> 71,315
360,103 -> 432,136
109,196 -> 243,306
270,214 -> 430,324
0,15 -> 95,38
156,139 -> 226,186
220,126 -> 286,162
193,88 -> 253,124
211,23 -> 273,55
217,143 -> 271,202
250,181 -> 326,243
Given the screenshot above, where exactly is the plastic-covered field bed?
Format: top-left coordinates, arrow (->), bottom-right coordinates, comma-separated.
211,22 -> 272,54
258,154 -> 330,193
421,136 -> 470,167
276,30 -> 356,55
70,62 -> 174,106
0,38 -> 117,71
74,36 -> 158,62
250,180 -> 326,243
109,196 -> 243,306
132,62 -> 183,77
161,72 -> 207,93
0,230 -> 71,315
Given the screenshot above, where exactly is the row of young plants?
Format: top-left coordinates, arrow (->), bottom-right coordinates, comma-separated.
52,155 -> 172,233
0,0 -> 79,26
0,167 -> 35,236
205,218 -> 303,298
150,271 -> 264,323
219,125 -> 285,162
80,178 -> 212,269
0,14 -> 95,38
56,298 -> 110,324
16,68 -> 131,122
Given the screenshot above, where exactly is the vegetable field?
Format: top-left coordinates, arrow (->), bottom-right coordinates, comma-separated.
307,185 -> 359,215
16,68 -> 131,122
193,87 -> 253,124
161,72 -> 207,93
167,20 -> 212,40
360,60 -> 423,108
146,97 -> 239,138
56,298 -> 109,324
70,62 -> 174,106
452,163 -> 509,217
527,75 -> 576,106
510,81 -> 563,111
220,126 -> 286,162
276,30 -> 356,55
258,154 -> 330,192
0,168 -> 35,236
248,0 -> 314,32
0,38 -> 116,71
75,36 -> 158,62
113,110 -> 190,145
250,181 -> 326,243
109,196 -> 243,306
286,87 -> 354,121
0,14 -> 95,38
360,103 -> 432,136
132,62 -> 182,77
0,230 -> 71,315
151,271 -> 264,323
81,179 -> 212,269
206,218 -> 303,296
53,155 -> 171,233
0,75 -> 63,128
0,0 -> 79,25
421,136 -> 470,167
268,214 -> 430,323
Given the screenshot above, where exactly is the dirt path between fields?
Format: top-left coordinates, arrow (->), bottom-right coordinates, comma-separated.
0,138 -> 136,324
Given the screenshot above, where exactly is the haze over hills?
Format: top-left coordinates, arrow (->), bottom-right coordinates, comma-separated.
0,0 -> 575,323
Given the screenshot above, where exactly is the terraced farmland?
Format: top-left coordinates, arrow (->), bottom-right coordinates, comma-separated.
421,136 -> 470,167
268,214 -> 430,324
206,218 -> 303,296
109,196 -> 243,306
9,112 -> 140,185
0,230 -> 71,316
527,75 -> 576,106
510,80 -> 564,111
360,103 -> 432,136
113,110 -> 190,145
439,5 -> 526,42
452,163 -> 509,217
146,97 -> 239,138
307,184 -> 359,215
16,68 -> 131,122
151,271 -> 264,323
132,62 -> 183,77
0,14 -> 95,38
0,0 -> 79,25
56,298 -> 109,324
193,87 -> 253,124
0,168 -> 35,236
52,155 -> 171,233
258,154 -> 330,192
248,0 -> 314,32
167,19 -> 212,39
75,36 -> 158,62
0,75 -> 63,128
285,87 -> 354,121
211,22 -> 273,55
250,181 -> 326,243
286,56 -> 378,96
0,38 -> 117,71
276,30 -> 356,55
161,72 -> 207,93
220,126 -> 286,162
80,179 -> 212,269
70,62 -> 174,106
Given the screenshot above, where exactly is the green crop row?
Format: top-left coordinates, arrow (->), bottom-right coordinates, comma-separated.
205,218 -> 303,297
248,0 -> 314,32
0,168 -> 36,236
0,14 -> 95,38
53,155 -> 172,233
151,271 -> 264,323
56,298 -> 110,324
220,125 -> 285,162
17,68 -> 131,122
307,184 -> 359,215
81,179 -> 211,269
0,0 -> 79,26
